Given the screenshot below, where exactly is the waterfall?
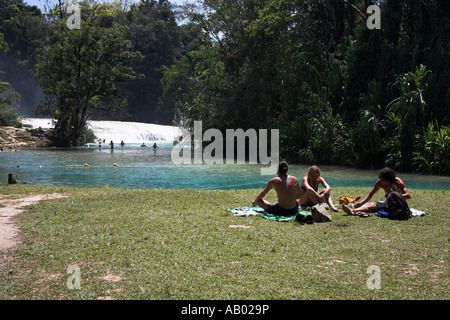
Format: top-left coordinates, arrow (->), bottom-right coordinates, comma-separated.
87,120 -> 181,143
21,118 -> 182,144
21,118 -> 56,129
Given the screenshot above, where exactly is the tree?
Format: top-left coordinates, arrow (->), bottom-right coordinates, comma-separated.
121,0 -> 182,124
0,80 -> 20,126
0,1 -> 48,116
35,2 -> 142,146
0,30 -> 20,126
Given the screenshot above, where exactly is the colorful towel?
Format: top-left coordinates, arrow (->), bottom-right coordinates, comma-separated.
339,195 -> 361,204
227,206 -> 311,222
260,211 -> 310,222
228,206 -> 264,217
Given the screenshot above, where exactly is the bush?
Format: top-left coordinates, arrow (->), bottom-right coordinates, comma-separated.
304,107 -> 357,166
0,82 -> 20,126
412,122 -> 450,175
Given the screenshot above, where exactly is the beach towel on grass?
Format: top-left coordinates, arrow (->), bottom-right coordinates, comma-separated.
376,208 -> 429,218
227,206 -> 311,222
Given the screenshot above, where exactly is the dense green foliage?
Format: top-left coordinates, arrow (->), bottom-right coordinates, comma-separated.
0,21 -> 20,126
0,0 -> 448,173
0,0 -> 48,116
161,0 -> 450,174
1,0 -> 191,139
0,80 -> 20,126
34,2 -> 143,146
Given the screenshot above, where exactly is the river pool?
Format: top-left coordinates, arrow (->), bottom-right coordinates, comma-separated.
1,144 -> 449,190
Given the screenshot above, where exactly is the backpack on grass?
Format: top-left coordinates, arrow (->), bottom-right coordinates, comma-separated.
386,192 -> 411,220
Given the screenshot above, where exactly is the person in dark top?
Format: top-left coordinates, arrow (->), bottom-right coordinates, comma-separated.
342,167 -> 411,215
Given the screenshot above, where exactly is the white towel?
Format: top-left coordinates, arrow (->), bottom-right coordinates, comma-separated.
410,208 -> 429,217
231,208 -> 262,217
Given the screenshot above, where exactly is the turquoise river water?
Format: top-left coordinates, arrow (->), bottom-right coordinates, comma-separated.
1,143 -> 449,190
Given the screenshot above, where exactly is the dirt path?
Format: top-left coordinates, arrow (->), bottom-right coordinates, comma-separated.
0,194 -> 67,251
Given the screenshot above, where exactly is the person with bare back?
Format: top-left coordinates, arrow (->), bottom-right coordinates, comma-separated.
252,161 -> 302,216
298,166 -> 339,212
342,167 -> 411,216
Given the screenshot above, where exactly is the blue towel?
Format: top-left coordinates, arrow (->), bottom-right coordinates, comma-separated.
375,210 -> 390,218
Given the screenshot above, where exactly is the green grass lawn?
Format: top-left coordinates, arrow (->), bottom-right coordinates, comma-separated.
0,184 -> 448,300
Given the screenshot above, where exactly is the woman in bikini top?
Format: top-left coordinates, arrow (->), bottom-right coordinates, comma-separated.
298,166 -> 338,212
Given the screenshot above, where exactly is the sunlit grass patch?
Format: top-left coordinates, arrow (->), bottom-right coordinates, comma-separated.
0,184 -> 448,300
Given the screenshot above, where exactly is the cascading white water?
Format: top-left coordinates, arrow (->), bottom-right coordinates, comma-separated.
21,118 -> 56,129
21,118 -> 182,144
87,120 -> 181,143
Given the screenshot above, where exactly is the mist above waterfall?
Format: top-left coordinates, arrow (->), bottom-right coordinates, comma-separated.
21,118 -> 181,144
0,54 -> 44,117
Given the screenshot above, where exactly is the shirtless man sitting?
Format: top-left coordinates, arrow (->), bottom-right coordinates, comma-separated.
342,167 -> 411,216
252,161 -> 302,215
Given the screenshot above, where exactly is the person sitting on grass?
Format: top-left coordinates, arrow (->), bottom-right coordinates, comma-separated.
252,161 -> 302,216
342,167 -> 411,216
297,165 -> 339,212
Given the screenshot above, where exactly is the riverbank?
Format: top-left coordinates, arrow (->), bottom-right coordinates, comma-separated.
0,125 -> 53,150
0,184 -> 448,300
